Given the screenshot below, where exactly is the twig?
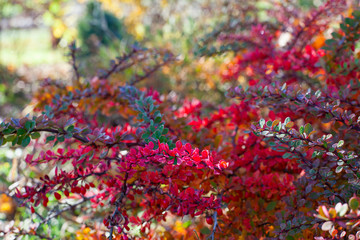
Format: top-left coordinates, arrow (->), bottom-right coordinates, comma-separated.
129,54 -> 175,86
100,48 -> 139,80
37,196 -> 93,227
207,211 -> 218,240
108,163 -> 133,240
69,41 -> 81,85
194,230 -> 201,240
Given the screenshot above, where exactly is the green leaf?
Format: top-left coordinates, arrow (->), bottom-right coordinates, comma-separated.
159,135 -> 167,143
154,116 -> 162,124
142,133 -> 150,139
266,120 -> 272,127
304,123 -> 313,135
282,152 -> 292,159
200,227 -> 211,235
46,136 -> 55,143
266,201 -> 277,211
349,197 -> 360,210
149,103 -> 154,112
25,120 -> 35,131
3,128 -> 14,135
12,136 -> 18,146
81,128 -> 91,135
57,136 -> 65,143
31,132 -> 41,139
21,136 -> 31,147
29,171 -> 35,178
352,10 -> 360,18
309,192 -> 319,200
153,110 -> 161,118
65,133 -> 73,139
337,140 -> 344,148
325,39 -> 337,46
183,220 -> 192,228
17,128 -> 27,135
78,152 -> 88,162
88,150 -> 95,161
345,17 -> 356,27
268,142 -> 276,147
335,166 -> 343,173
154,130 -> 161,139
315,90 -> 321,98
299,126 -> 304,135
162,128 -> 169,135
210,181 -> 217,188
66,125 -> 75,132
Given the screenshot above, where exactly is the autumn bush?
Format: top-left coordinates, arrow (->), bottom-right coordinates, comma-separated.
2,0 -> 360,239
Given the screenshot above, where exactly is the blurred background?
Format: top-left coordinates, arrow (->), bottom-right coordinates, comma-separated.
0,0 -> 227,102
0,0 -> 325,111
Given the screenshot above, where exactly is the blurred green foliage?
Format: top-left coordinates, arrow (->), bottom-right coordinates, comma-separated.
77,1 -> 133,55
0,65 -> 29,117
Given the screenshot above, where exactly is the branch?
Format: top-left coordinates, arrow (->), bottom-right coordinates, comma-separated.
36,195 -> 94,228
69,41 -> 81,85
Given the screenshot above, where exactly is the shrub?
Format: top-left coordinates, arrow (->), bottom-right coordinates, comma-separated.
77,1 -> 133,55
2,1 -> 360,239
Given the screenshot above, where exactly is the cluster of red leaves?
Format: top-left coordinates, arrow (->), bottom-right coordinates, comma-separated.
220,0 -> 347,86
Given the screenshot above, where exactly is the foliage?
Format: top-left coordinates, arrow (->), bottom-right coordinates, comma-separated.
2,0 -> 360,240
77,1 -> 133,55
0,65 -> 29,118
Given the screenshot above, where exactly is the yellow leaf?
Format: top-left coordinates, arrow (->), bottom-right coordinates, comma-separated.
312,34 -> 326,49
214,135 -> 223,149
285,122 -> 294,128
329,208 -> 337,219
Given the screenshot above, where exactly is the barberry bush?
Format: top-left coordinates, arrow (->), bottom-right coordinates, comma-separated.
2,0 -> 360,239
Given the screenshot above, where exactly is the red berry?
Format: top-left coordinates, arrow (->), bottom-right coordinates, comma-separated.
81,186 -> 86,195
128,194 -> 134,200
124,224 -> 130,231
43,197 -> 48,207
54,192 -> 61,200
64,189 -> 70,197
206,216 -> 214,225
